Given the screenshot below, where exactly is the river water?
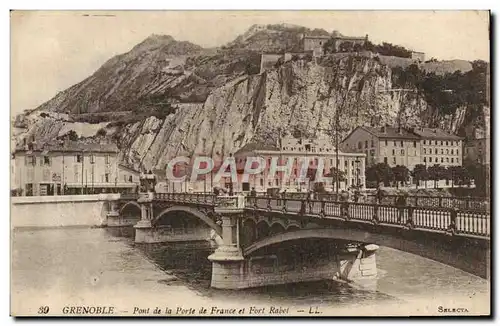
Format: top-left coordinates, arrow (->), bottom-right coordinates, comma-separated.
11,226 -> 490,316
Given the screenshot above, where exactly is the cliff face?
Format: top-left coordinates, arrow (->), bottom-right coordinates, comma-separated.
115,55 -> 427,170
14,26 -> 488,172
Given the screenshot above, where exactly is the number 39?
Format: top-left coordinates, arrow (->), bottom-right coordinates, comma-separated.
38,306 -> 50,314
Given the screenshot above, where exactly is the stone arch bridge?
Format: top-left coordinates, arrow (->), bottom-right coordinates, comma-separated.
107,192 -> 490,289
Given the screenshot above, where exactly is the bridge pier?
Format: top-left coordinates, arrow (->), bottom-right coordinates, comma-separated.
208,215 -> 246,289
106,200 -> 140,227
134,192 -> 155,243
338,244 -> 379,285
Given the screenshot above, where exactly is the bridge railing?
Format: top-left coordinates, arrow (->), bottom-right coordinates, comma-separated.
154,192 -> 216,205
254,192 -> 488,211
245,196 -> 490,239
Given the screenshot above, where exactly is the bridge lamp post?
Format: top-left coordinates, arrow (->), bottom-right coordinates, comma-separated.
355,159 -> 360,188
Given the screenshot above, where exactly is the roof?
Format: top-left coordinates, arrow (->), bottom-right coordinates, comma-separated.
15,141 -> 119,154
234,142 -> 279,155
411,128 -> 463,140
359,126 -> 421,140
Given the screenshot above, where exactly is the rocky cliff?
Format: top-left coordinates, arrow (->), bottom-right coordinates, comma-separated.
14,24 -> 489,172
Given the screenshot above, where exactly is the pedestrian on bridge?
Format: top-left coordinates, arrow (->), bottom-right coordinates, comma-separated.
375,186 -> 384,204
250,187 -> 257,205
307,190 -> 314,213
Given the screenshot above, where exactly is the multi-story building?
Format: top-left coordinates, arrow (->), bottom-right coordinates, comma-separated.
341,126 -> 421,170
464,137 -> 490,165
341,126 -> 464,170
11,141 -> 140,196
411,128 -> 463,167
234,135 -> 366,192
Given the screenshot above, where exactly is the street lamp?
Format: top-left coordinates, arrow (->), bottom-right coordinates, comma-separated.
355,159 -> 361,187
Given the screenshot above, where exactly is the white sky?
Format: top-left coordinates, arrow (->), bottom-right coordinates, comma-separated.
10,10 -> 490,117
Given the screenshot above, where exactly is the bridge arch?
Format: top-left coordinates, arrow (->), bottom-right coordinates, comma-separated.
120,201 -> 141,214
153,205 -> 222,236
242,227 -> 489,278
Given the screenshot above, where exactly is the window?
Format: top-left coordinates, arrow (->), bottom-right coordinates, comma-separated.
371,140 -> 374,147
260,179 -> 263,186
384,157 -> 388,164
451,149 -> 454,155
435,149 -> 438,154
423,157 -> 426,163
446,149 -> 449,155
358,142 -> 362,149
351,161 -> 354,167
105,173 -> 109,183
400,141 -> 404,147
401,149 -> 404,156
446,157 -> 449,163
423,140 -> 427,145
76,154 -> 82,163
305,144 -> 311,151
446,141 -> 449,146
440,141 -> 443,145
30,156 -> 36,166
43,156 -> 50,166
365,140 -> 368,148
105,155 -> 110,164
345,161 -> 348,167
393,141 -> 397,147
90,154 -> 95,164
392,157 -> 397,164
413,141 -> 417,147
392,149 -> 395,155
129,176 -> 132,182
385,140 -> 388,146
441,149 -> 444,155
423,148 -> 426,154
441,157 -> 444,163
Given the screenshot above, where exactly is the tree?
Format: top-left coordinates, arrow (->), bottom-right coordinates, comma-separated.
366,163 -> 394,187
392,165 -> 410,189
67,130 -> 78,142
447,166 -> 466,188
411,164 -> 428,189
427,164 -> 446,188
323,37 -> 337,54
326,167 -> 347,189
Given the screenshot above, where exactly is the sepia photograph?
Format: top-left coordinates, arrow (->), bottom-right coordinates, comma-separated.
9,10 -> 491,317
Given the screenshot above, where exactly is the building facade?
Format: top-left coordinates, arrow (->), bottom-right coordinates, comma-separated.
341,126 -> 421,170
12,141 -> 139,196
303,31 -> 368,56
411,128 -> 463,167
341,126 -> 464,171
234,135 -> 366,192
411,51 -> 426,62
464,137 -> 490,165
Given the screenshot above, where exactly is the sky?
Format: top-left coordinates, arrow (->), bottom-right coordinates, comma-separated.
10,10 -> 490,117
